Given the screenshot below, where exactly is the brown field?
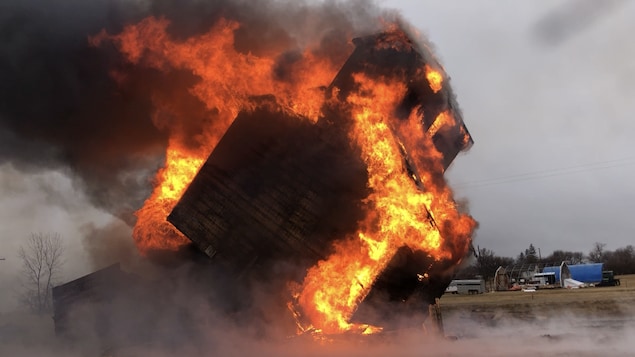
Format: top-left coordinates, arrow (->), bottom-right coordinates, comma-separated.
439,275 -> 635,325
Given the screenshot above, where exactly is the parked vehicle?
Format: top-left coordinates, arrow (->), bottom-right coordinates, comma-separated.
445,284 -> 458,294
597,270 -> 620,287
446,279 -> 486,295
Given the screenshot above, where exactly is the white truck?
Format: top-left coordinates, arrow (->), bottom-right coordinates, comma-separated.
445,279 -> 486,295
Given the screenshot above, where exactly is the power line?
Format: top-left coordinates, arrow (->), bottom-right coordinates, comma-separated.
452,156 -> 635,189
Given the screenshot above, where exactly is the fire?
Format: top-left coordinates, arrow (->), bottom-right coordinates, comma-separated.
427,110 -> 455,137
96,15 -> 475,335
158,149 -> 204,202
94,16 -> 345,253
424,64 -> 443,93
295,74 -> 471,334
133,146 -> 204,251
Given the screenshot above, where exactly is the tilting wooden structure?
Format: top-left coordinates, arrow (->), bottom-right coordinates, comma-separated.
168,31 -> 473,329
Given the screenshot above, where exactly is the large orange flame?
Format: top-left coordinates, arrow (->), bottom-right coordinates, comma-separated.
97,17 -> 475,334
133,145 -> 204,250
295,74 -> 474,334
95,17 -> 345,253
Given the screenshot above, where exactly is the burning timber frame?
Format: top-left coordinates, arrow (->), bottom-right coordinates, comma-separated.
51,28 -> 474,342
168,30 -> 473,329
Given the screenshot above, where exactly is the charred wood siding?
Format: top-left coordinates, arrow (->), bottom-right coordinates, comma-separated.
168,104 -> 369,276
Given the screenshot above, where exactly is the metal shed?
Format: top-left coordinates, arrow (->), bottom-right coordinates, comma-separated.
567,263 -> 604,284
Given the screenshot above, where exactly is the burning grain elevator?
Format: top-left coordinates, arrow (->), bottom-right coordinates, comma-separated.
53,22 -> 476,341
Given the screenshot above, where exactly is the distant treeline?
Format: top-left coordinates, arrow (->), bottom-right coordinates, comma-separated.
458,242 -> 635,280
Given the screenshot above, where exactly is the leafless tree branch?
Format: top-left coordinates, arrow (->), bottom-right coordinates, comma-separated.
18,232 -> 64,314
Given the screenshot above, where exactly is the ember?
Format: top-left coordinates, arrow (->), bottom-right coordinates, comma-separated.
94,14 -> 476,336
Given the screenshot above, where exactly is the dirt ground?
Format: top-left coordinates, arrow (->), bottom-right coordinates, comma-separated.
439,274 -> 635,321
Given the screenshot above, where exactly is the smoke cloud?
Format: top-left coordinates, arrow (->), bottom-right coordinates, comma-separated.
0,0 -> 390,221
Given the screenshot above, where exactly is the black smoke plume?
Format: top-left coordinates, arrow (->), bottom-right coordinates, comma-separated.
0,0 -> 389,222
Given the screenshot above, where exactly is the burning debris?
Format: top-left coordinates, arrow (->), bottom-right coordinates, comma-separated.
50,2 -> 476,345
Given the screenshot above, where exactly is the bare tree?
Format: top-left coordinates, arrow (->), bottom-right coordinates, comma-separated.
18,232 -> 64,314
588,242 -> 606,263
475,247 -> 513,281
604,245 -> 635,275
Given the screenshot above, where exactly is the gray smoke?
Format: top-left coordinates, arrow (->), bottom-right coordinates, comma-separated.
0,0 -> 389,221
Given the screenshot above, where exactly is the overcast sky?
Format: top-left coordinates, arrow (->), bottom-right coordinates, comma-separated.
1,1 -> 634,311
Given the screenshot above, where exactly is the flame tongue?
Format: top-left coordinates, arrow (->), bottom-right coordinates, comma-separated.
133,145 -> 204,251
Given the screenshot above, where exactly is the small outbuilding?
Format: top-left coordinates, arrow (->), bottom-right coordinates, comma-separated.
505,263 -> 541,284
494,266 -> 510,291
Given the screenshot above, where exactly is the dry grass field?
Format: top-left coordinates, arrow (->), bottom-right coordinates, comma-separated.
439,275 -> 635,324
